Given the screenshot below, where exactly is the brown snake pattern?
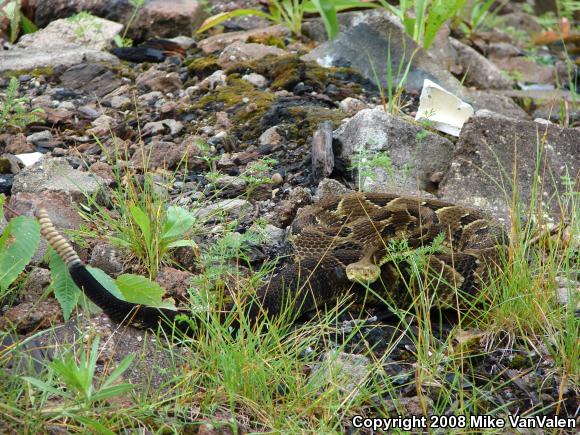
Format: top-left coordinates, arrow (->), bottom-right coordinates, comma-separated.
37,192 -> 508,333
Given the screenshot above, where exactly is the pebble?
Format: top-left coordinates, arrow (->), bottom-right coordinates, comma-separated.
271,173 -> 283,184
110,95 -> 132,109
26,130 -> 53,146
242,73 -> 267,88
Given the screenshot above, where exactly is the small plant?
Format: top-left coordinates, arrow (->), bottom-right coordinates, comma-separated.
452,0 -> 508,35
67,11 -> 104,43
198,0 -> 374,39
80,179 -> 199,279
240,157 -> 278,197
0,0 -> 37,43
368,34 -> 418,115
23,337 -> 134,412
349,148 -> 394,191
379,0 -> 468,50
0,77 -> 43,131
113,0 -> 145,48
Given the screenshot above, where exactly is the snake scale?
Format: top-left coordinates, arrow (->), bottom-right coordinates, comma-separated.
37,192 -> 508,333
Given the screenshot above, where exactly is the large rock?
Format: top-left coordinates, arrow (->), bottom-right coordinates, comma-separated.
439,112 -> 580,220
0,14 -> 122,74
0,48 -> 119,73
198,25 -> 290,54
303,10 -> 527,119
11,157 -> 104,202
334,107 -> 455,193
17,15 -> 122,51
448,38 -> 514,90
218,41 -> 286,69
32,0 -> 206,40
59,63 -> 125,98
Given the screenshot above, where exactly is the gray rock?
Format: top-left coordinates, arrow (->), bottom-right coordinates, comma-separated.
0,48 -> 119,73
213,174 -> 247,190
242,72 -> 268,88
198,70 -> 227,91
258,126 -> 282,146
110,95 -> 131,109
303,10 -> 527,119
338,97 -> 367,116
192,199 -> 253,220
136,67 -> 182,93
311,351 -> 370,396
218,41 -> 286,69
86,114 -> 116,137
19,267 -> 51,303
26,131 -> 53,147
17,16 -> 122,51
198,25 -> 290,54
138,91 -> 164,106
316,178 -> 351,200
12,157 -> 104,202
334,107 -> 455,193
89,243 -> 124,277
448,38 -> 514,90
142,119 -> 183,136
60,63 -> 124,98
439,112 -> 580,220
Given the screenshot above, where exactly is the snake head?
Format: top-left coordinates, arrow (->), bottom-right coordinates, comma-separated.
345,261 -> 381,284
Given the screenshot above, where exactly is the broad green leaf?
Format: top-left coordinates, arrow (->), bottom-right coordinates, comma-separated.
129,205 -> 151,244
85,266 -> 124,299
197,9 -> 274,34
0,216 -> 40,290
115,273 -> 176,310
162,206 -> 195,240
310,0 -> 339,38
49,249 -> 80,320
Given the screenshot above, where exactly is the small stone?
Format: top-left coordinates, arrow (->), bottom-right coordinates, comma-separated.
19,267 -> 51,302
136,67 -> 182,93
6,133 -> 35,154
198,70 -> 227,91
192,198 -> 253,219
86,114 -> 116,137
338,97 -> 367,116
142,119 -> 183,136
242,73 -> 267,88
218,41 -> 285,69
316,178 -> 350,199
90,243 -> 124,277
57,101 -> 75,110
259,126 -> 282,146
110,95 -> 132,110
26,130 -> 53,147
271,173 -> 283,184
138,91 -> 164,105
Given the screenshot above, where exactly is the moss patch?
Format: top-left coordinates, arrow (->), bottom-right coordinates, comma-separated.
186,56 -> 221,78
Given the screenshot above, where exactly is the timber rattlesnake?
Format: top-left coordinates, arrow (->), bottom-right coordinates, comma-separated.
37,192 -> 508,333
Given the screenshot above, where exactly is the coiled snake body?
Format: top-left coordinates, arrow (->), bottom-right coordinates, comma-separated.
37,192 -> 508,333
